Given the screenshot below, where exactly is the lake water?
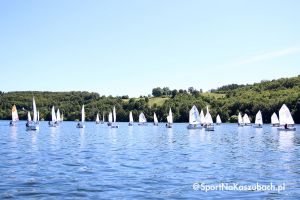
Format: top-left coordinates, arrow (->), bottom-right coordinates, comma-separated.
0,121 -> 299,199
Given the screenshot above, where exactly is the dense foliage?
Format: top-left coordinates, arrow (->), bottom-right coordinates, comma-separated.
0,75 -> 299,123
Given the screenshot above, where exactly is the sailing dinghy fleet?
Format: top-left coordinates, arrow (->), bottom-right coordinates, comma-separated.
6,98 -> 297,132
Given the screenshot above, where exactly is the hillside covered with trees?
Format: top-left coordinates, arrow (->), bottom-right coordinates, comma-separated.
0,75 -> 299,123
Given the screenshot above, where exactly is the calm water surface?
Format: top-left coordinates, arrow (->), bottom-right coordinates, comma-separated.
0,121 -> 299,199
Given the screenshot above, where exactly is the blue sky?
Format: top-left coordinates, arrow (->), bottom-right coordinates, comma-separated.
0,0 -> 299,97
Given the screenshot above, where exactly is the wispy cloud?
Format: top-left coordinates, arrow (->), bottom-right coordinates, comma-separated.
232,47 -> 300,66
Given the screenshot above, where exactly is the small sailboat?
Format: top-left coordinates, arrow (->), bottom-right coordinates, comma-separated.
153,112 -> 159,126
61,113 -> 64,122
56,109 -> 61,125
166,108 -> 173,128
26,97 -> 39,131
200,109 -> 205,126
204,106 -> 214,131
278,104 -> 296,131
49,106 -> 58,127
243,114 -> 251,126
271,112 -> 279,127
238,112 -> 244,126
129,111 -> 134,126
254,110 -> 263,128
187,105 -> 201,129
76,105 -> 85,128
96,113 -> 100,124
138,112 -> 147,126
111,106 -> 118,128
107,112 -> 112,126
10,105 -> 19,126
216,114 -> 222,125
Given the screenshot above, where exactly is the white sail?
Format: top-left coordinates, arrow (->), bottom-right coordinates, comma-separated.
129,111 -> 133,123
153,113 -> 158,124
27,111 -> 32,121
81,105 -> 85,123
139,112 -> 147,123
113,106 -> 117,123
189,105 -> 200,125
102,112 -> 105,122
255,110 -> 263,125
167,108 -> 173,124
61,113 -> 64,122
51,106 -> 57,122
204,106 -> 213,125
33,97 -> 37,123
37,110 -> 39,122
11,105 -> 19,122
96,113 -> 100,123
108,112 -> 113,123
200,109 -> 205,124
243,114 -> 251,124
271,112 -> 279,125
56,109 -> 61,122
216,114 -> 222,124
279,104 -> 294,125
238,112 -> 243,124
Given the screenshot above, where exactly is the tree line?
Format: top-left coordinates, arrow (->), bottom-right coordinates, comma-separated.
0,75 -> 299,123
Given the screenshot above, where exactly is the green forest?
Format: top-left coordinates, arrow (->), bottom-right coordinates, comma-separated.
1,75 -> 299,123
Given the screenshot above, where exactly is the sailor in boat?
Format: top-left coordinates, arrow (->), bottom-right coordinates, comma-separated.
284,124 -> 288,129
9,121 -> 13,126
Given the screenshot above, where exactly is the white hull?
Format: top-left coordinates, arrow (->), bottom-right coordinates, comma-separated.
153,123 -> 158,126
76,123 -> 85,128
204,125 -> 214,131
278,127 -> 296,131
26,123 -> 39,131
187,124 -> 202,129
253,125 -> 263,128
138,123 -> 148,126
166,124 -> 172,128
128,123 -> 133,126
107,122 -> 112,126
244,124 -> 252,126
111,124 -> 119,128
9,121 -> 17,127
49,121 -> 59,127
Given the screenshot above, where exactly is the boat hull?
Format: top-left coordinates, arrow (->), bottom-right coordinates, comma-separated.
49,121 -> 59,127
76,123 -> 85,128
187,124 -> 202,129
166,124 -> 172,128
138,123 -> 148,126
9,121 -> 17,127
26,123 -> 39,131
204,125 -> 214,131
278,127 -> 296,131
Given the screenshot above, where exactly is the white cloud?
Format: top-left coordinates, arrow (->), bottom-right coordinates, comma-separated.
233,47 -> 300,66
